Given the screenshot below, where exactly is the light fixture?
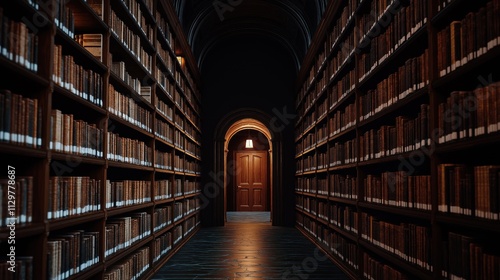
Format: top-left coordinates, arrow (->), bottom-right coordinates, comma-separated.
245,139 -> 254,148
245,130 -> 253,148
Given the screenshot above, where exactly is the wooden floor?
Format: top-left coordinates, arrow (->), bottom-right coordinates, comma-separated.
151,212 -> 349,279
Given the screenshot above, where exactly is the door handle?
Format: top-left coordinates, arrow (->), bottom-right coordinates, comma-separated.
237,186 -> 242,188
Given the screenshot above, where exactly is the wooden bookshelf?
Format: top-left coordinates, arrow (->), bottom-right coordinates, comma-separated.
295,0 -> 500,279
0,0 -> 202,279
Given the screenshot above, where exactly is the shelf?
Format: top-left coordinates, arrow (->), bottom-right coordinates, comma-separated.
358,202 -> 431,220
358,23 -> 428,88
107,160 -> 154,171
328,223 -> 358,243
328,196 -> 357,206
357,148 -> 431,168
0,143 -> 47,158
50,152 -> 105,165
359,239 -> 433,279
104,235 -> 154,267
68,262 -> 103,280
108,113 -> 154,138
106,202 -> 154,218
435,213 -> 500,233
53,84 -> 106,114
0,223 -> 45,239
48,211 -> 105,232
0,56 -> 49,89
296,225 -> 360,280
434,132 -> 500,154
357,85 -> 428,129
432,44 -> 500,89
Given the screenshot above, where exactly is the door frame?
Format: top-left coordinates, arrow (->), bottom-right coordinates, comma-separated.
223,118 -> 273,223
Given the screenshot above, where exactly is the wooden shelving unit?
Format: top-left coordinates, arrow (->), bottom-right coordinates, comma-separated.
295,0 -> 500,279
0,0 -> 202,279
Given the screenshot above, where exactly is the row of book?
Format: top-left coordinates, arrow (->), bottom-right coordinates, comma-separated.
0,256 -> 33,280
75,34 -> 103,62
359,0 -> 427,63
155,118 -> 174,144
323,0 -> 358,63
105,180 -> 151,209
155,180 -> 172,201
296,173 -> 359,201
437,0 -> 500,77
438,164 -> 500,220
363,252 -> 408,280
54,0 -> 75,38
106,132 -> 153,166
0,177 -> 33,226
47,177 -> 101,220
156,65 -> 175,99
50,110 -> 103,157
326,32 -> 356,87
328,138 -> 358,167
47,230 -> 100,280
155,95 -> 174,121
110,59 -> 145,98
360,213 -> 432,271
359,50 -> 430,121
0,90 -> 42,148
154,150 -> 172,170
105,212 -> 151,257
444,231 -> 500,280
104,246 -> 149,280
110,8 -> 152,73
364,171 -> 431,210
108,84 -> 152,133
117,0 -> 154,40
0,12 -> 38,72
182,215 -> 199,237
296,111 -> 316,141
329,68 -> 356,111
153,206 -> 172,232
328,203 -> 358,234
153,232 -> 172,263
359,104 -> 430,161
329,102 -> 357,137
155,8 -> 174,49
53,44 -> 104,107
297,213 -> 359,270
185,140 -> 201,158
437,82 -> 500,144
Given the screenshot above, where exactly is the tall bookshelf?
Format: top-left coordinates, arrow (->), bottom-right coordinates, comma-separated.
0,0 -> 202,279
295,0 -> 500,279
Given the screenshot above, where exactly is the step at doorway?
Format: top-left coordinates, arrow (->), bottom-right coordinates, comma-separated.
226,211 -> 271,223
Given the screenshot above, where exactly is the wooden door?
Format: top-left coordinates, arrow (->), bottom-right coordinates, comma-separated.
235,151 -> 267,211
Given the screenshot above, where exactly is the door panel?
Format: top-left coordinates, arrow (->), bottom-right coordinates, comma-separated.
236,151 -> 267,211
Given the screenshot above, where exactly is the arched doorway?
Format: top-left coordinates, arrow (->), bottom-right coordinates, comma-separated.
204,108 -> 290,226
223,119 -> 273,222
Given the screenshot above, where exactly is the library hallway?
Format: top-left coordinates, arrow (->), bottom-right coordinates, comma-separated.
152,212 -> 349,279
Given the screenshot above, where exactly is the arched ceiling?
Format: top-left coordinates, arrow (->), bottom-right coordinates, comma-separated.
171,0 -> 328,72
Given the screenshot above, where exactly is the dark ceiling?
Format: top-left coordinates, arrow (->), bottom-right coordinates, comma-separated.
171,0 -> 328,72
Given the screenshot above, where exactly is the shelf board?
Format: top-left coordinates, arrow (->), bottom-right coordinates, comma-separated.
108,113 -> 154,138
48,211 -> 105,231
107,160 -> 154,171
0,223 -> 45,239
0,56 -> 49,88
328,162 -> 357,171
328,124 -> 356,143
0,143 -> 46,158
295,191 -> 318,198
328,223 -> 358,243
357,148 -> 430,168
295,206 -> 317,220
153,222 -> 175,238
106,202 -> 154,218
435,213 -> 500,233
69,262 -> 103,280
435,132 -> 500,154
358,202 -> 431,220
53,84 -> 106,114
153,198 -> 175,205
328,196 -> 357,206
50,152 -> 105,165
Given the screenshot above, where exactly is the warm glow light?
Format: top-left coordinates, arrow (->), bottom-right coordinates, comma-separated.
245,139 -> 253,148
176,56 -> 185,68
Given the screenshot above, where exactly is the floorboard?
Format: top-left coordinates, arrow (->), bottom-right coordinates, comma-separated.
151,212 -> 349,279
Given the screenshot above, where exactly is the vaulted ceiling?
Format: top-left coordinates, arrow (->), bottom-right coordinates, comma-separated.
171,0 -> 328,72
